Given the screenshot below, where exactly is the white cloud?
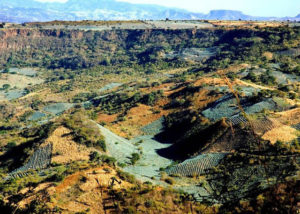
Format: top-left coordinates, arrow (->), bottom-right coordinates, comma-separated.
35,0 -> 68,3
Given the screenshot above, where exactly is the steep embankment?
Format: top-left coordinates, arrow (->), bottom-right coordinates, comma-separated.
0,28 -> 223,68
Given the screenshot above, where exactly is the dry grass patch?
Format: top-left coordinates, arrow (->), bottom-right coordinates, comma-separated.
17,166 -> 133,214
263,52 -> 273,60
54,171 -> 81,194
0,73 -> 43,89
109,103 -> 169,138
49,166 -> 132,214
262,125 -> 298,144
189,89 -> 222,111
209,20 -> 283,28
43,126 -> 95,164
275,108 -> 300,126
97,113 -> 118,123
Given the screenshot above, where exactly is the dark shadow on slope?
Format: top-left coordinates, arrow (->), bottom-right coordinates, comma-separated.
156,118 -> 259,161
0,122 -> 56,171
156,119 -> 230,161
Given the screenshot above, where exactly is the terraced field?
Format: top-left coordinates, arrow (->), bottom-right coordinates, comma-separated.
96,123 -> 138,164
227,115 -> 248,126
165,47 -> 217,62
37,20 -> 214,31
203,94 -> 282,123
252,117 -> 281,135
140,117 -> 165,135
0,20 -> 299,213
43,103 -> 74,115
166,153 -> 228,177
8,67 -> 38,76
6,143 -> 52,180
99,82 -> 122,93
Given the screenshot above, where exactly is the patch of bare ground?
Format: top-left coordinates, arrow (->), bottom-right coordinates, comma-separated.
193,64 -> 252,88
43,126 -> 96,164
234,79 -> 275,90
0,73 -> 43,89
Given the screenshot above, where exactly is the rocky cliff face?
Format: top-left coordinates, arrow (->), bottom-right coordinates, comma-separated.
0,28 -> 222,69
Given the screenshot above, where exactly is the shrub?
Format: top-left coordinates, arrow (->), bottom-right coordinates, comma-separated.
141,90 -> 164,106
1,84 -> 10,91
123,206 -> 137,214
99,155 -> 116,166
71,92 -> 97,103
96,139 -> 107,152
164,177 -> 175,185
227,72 -> 237,80
89,151 -> 100,161
2,68 -> 9,73
260,71 -> 276,85
49,173 -> 65,182
80,176 -> 88,183
289,92 -> 297,99
151,82 -> 160,87
130,153 -> 140,165
117,162 -> 127,168
5,142 -> 16,149
145,200 -> 155,208
117,170 -> 136,184
245,71 -> 258,82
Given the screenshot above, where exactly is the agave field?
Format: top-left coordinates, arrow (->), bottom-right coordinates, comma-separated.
6,144 -> 52,180
167,153 -> 228,177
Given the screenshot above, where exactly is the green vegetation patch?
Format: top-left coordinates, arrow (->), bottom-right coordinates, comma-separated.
63,112 -> 106,151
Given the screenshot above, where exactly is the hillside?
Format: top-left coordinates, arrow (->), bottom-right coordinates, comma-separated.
0,21 -> 299,213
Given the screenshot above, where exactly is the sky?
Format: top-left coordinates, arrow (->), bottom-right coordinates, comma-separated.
35,0 -> 300,17
36,0 -> 68,2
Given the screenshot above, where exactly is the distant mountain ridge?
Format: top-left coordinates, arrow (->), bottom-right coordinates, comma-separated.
0,0 -> 298,23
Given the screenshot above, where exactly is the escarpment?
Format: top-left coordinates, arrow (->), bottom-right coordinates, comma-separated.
0,28 -> 223,68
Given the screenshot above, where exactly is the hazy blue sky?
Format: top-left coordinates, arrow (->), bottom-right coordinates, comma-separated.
36,0 -> 299,17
